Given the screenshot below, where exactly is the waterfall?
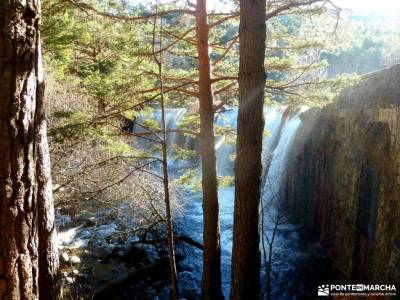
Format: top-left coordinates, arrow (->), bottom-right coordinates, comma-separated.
214,107 -> 286,177
215,108 -> 237,176
262,108 -> 306,207
132,107 -> 192,155
132,106 -> 308,299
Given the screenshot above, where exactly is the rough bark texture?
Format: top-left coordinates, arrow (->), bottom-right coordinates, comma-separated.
195,1 -> 223,299
285,65 -> 400,285
230,0 -> 266,299
0,1 -> 59,299
36,42 -> 61,300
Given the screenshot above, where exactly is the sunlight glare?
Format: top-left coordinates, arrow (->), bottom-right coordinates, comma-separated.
333,0 -> 400,13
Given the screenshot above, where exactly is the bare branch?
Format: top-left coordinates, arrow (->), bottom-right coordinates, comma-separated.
266,0 -> 325,20
213,36 -> 239,66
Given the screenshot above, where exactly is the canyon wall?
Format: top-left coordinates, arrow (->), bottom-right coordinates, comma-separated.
285,65 -> 400,284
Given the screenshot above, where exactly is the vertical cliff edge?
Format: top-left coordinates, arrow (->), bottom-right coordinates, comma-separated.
285,64 -> 400,284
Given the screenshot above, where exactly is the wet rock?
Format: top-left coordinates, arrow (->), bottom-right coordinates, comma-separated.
70,255 -> 81,264
87,239 -> 114,258
78,229 -> 93,240
158,286 -> 171,299
56,200 -> 176,298
65,277 -> 74,284
61,252 -> 69,263
91,262 -> 129,284
122,246 -> 148,267
85,217 -> 97,227
179,271 -> 201,299
56,214 -> 72,227
143,287 -> 158,299
95,223 -> 118,239
119,286 -> 159,300
285,64 -> 400,284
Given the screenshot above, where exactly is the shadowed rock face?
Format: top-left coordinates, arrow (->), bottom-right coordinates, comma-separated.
284,64 -> 400,285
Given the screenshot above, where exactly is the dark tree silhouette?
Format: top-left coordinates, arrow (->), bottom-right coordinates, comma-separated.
152,3 -> 179,299
230,0 -> 266,299
195,0 -> 224,299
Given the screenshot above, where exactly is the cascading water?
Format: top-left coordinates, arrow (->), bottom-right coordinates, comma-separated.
214,108 -> 237,176
262,108 -> 307,205
259,108 -> 310,299
132,106 -> 310,299
132,108 -> 189,150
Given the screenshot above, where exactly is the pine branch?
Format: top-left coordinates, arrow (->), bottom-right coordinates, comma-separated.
64,0 -> 195,20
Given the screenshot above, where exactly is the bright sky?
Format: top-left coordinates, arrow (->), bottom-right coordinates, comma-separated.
133,0 -> 400,14
332,0 -> 400,13
218,0 -> 400,14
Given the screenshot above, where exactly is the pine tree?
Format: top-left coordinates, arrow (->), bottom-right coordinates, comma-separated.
230,0 -> 266,298
195,0 -> 224,299
0,1 -> 60,299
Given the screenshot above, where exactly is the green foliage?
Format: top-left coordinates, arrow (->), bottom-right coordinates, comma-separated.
141,119 -> 161,131
173,169 -> 202,191
179,114 -> 200,134
322,16 -> 400,77
172,146 -> 198,161
42,0 -> 396,195
42,0 -> 156,156
218,176 -> 234,187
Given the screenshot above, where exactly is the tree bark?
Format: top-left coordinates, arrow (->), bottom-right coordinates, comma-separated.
36,40 -> 61,300
160,81 -> 179,300
195,1 -> 223,299
230,0 -> 266,299
0,1 -> 59,299
152,5 -> 179,299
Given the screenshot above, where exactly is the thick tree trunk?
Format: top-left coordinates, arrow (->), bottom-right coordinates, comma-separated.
0,1 -> 59,299
195,0 -> 223,299
230,0 -> 266,299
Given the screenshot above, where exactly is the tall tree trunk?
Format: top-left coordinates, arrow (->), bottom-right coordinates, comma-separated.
159,60 -> 180,300
152,5 -> 179,299
230,0 -> 266,299
195,0 -> 223,299
0,1 -> 59,299
160,81 -> 179,300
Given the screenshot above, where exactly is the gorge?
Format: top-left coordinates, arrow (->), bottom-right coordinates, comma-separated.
130,64 -> 400,297
285,64 -> 400,287
2,1 -> 400,299
55,65 -> 400,299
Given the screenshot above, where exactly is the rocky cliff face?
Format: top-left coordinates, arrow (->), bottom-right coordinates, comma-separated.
285,65 -> 400,285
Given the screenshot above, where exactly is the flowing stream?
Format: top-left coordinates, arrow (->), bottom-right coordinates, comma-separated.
133,106 -> 312,299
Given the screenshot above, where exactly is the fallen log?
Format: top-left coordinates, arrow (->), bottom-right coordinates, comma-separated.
134,234 -> 204,250
90,258 -> 169,300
